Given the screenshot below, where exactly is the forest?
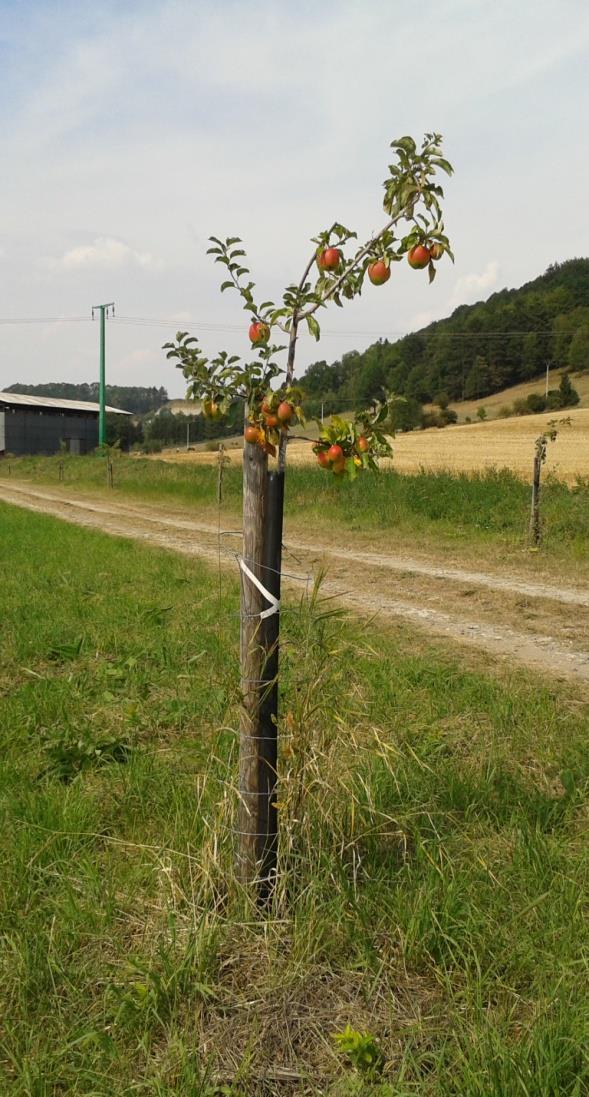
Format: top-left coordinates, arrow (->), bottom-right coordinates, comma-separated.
298,258 -> 589,414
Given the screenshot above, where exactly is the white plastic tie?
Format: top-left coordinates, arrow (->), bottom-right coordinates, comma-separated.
239,558 -> 280,619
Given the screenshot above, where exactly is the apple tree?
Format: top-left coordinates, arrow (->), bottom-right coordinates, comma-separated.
164,133 -> 454,888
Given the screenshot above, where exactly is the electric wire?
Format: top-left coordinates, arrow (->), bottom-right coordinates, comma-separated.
0,314 -> 570,340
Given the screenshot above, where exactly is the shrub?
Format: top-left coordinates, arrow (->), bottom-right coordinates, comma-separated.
526,392 -> 547,414
559,370 -> 580,407
546,389 -> 564,410
476,406 -> 487,421
497,405 -> 512,418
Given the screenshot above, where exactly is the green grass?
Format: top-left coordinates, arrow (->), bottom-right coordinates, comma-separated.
2,453 -> 589,560
1,501 -> 589,1094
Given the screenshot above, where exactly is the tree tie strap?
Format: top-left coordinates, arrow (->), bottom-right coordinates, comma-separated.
239,557 -> 280,619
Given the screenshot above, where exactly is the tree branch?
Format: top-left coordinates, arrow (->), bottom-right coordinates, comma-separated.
299,206 -> 404,320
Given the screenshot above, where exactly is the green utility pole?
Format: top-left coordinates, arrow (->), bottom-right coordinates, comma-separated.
92,302 -> 115,447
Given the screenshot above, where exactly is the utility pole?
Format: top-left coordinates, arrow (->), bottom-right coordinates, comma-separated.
92,302 -> 115,447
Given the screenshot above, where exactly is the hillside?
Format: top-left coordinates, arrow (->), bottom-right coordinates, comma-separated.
299,258 -> 589,411
448,368 -> 589,421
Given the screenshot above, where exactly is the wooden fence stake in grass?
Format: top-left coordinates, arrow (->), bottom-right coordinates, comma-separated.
528,421 -> 567,548
238,438 -> 269,885
258,469 -> 284,892
58,460 -> 64,483
529,436 -> 545,546
107,458 -> 114,490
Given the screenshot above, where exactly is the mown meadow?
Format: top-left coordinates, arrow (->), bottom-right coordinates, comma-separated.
1,501 -> 588,1094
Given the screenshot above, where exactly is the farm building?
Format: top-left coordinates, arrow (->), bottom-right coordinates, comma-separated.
0,392 -> 131,456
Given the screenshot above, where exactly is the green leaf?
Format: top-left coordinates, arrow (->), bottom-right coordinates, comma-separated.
428,262 -> 436,284
391,135 -> 416,154
431,157 -> 453,175
220,281 -> 235,292
345,456 -> 357,480
307,315 -> 321,341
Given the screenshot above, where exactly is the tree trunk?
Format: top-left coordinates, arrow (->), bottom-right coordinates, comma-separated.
529,452 -> 542,546
238,437 -> 268,884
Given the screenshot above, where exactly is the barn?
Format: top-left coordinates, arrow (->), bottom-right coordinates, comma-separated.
0,392 -> 131,456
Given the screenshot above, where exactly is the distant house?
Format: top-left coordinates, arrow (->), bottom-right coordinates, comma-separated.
0,392 -> 131,456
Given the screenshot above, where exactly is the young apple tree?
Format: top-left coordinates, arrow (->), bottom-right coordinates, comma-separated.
164,133 -> 454,889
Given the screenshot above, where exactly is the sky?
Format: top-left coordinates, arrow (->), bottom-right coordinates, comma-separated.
0,0 -> 588,398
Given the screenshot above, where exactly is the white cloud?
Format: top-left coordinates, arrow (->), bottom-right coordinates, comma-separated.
42,237 -> 161,273
449,261 -> 501,309
1,1 -> 588,391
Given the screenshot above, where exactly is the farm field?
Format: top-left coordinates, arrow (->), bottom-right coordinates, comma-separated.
2,501 -> 589,1094
446,368 -> 589,421
155,408 -> 589,485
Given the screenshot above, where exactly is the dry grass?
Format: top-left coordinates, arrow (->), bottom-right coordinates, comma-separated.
154,408 -> 589,483
446,368 -> 589,421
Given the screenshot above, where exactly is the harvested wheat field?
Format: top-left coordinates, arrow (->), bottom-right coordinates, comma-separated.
156,407 -> 589,483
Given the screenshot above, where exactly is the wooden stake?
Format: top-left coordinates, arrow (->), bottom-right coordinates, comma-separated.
258,469 -> 284,893
238,438 -> 268,884
529,440 -> 544,547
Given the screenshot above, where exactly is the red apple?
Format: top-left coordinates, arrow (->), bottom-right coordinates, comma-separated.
317,247 -> 342,272
327,444 -> 344,464
316,450 -> 330,468
407,244 -> 431,270
367,260 -> 391,286
277,401 -> 294,423
249,320 -> 270,345
429,243 -> 444,261
244,424 -> 260,444
357,435 -> 369,453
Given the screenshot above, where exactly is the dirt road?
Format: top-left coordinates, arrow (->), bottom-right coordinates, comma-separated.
2,480 -> 589,683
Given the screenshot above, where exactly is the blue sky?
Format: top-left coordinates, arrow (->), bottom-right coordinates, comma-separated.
0,0 -> 588,396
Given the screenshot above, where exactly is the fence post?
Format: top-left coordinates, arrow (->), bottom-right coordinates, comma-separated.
529,442 -> 543,546
107,458 -> 114,489
238,437 -> 268,885
257,469 -> 284,893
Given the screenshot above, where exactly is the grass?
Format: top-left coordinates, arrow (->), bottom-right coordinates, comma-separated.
2,451 -> 589,563
1,501 -> 589,1094
445,368 -> 589,421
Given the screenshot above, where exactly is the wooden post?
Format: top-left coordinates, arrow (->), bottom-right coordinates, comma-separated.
58,460 -> 64,483
529,444 -> 543,546
107,458 -> 114,489
258,469 -> 284,893
238,438 -> 268,884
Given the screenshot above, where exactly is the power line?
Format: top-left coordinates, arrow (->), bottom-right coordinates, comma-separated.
0,314 -> 572,339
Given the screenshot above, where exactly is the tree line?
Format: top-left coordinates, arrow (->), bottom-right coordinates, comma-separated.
298,258 -> 589,410
5,382 -> 169,416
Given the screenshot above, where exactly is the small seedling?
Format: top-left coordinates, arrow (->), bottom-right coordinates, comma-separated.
332,1024 -> 385,1079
